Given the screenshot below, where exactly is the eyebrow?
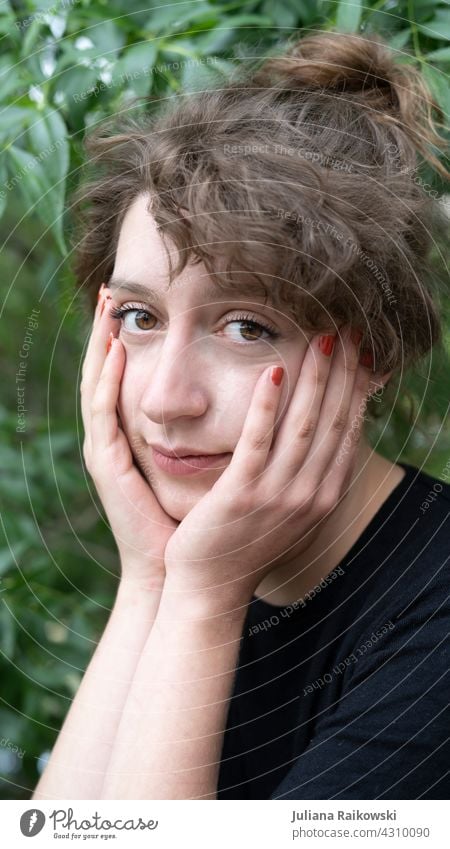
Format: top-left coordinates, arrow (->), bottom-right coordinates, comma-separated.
108,276 -> 277,307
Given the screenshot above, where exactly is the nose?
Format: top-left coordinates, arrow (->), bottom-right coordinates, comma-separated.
139,325 -> 208,424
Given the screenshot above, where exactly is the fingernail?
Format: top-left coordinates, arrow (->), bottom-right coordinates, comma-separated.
271,366 -> 284,386
360,350 -> 374,370
106,332 -> 114,354
318,335 -> 335,356
97,283 -> 106,303
350,328 -> 363,347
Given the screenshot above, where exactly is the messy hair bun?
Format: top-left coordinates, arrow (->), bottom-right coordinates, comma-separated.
74,30 -> 449,373
251,30 -> 448,178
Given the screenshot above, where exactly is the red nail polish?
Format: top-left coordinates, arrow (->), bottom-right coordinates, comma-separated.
319,335 -> 335,356
106,332 -> 114,354
360,350 -> 374,370
271,366 -> 284,386
350,328 -> 363,346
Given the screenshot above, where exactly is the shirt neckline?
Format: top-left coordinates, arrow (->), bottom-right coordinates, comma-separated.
250,462 -> 419,615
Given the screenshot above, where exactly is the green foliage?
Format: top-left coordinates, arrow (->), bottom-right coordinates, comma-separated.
0,0 -> 448,799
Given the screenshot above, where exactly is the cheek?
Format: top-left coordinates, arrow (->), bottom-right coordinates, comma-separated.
208,366 -> 265,445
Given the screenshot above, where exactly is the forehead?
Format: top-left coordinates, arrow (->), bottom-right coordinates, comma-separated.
111,192 -> 282,309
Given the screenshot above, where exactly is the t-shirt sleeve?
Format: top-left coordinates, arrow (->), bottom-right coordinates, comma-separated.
269,589 -> 450,800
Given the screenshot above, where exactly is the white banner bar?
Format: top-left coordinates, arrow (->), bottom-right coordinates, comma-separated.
0,799 -> 446,848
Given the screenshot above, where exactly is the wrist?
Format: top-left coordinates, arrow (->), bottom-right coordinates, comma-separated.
114,575 -> 165,610
161,573 -> 252,624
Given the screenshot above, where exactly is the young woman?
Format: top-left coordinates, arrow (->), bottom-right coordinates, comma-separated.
33,30 -> 449,800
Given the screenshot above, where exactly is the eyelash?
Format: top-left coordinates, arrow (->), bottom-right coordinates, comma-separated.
108,302 -> 280,343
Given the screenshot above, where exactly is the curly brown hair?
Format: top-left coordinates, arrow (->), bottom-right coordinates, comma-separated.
71,29 -> 449,374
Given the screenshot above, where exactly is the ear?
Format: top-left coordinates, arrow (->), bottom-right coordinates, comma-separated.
368,369 -> 393,401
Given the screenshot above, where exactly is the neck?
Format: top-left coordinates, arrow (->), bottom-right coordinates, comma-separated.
253,443 -> 405,607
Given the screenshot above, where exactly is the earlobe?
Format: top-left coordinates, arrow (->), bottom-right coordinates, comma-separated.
379,369 -> 393,387
369,370 -> 392,401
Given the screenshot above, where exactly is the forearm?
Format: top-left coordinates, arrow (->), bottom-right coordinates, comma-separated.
100,585 -> 248,799
32,578 -> 163,800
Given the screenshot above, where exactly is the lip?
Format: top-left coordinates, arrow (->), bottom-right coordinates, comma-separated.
151,443 -> 222,458
151,446 -> 233,475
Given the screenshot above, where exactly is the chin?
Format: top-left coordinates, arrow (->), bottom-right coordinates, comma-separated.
158,488 -> 204,522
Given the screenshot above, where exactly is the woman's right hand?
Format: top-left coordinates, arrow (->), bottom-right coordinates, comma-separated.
80,285 -> 179,591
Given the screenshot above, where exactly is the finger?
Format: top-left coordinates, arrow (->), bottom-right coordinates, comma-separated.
322,361 -> 372,499
80,288 -> 120,435
225,365 -> 285,489
81,285 -> 115,388
81,283 -> 108,381
266,331 -> 336,487
296,324 -> 362,490
284,362 -> 371,523
90,333 -> 125,450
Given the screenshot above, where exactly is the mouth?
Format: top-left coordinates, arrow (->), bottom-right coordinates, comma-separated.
151,446 -> 233,476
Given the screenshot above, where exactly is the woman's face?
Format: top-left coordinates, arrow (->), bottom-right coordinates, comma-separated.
111,193 -> 310,521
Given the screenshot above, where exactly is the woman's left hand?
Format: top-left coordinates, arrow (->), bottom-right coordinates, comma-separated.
163,326 -> 376,611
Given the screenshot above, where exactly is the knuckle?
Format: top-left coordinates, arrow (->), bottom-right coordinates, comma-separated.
313,369 -> 328,389
315,488 -> 340,516
90,380 -> 107,415
90,396 -> 104,416
260,396 -> 278,416
355,369 -> 370,393
344,355 -> 359,375
296,417 -> 317,441
347,424 -> 363,448
248,429 -> 270,452
287,478 -> 319,514
331,408 -> 348,434
286,494 -> 310,516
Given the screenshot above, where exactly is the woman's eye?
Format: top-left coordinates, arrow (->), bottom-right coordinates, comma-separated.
124,309 -> 158,332
110,306 -> 158,332
222,318 -> 277,344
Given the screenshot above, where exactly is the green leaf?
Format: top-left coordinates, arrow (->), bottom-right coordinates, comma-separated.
186,26 -> 236,55
0,106 -> 34,143
0,541 -> 27,577
336,0 -> 362,33
146,2 -> 216,35
262,0 -> 299,27
417,9 -> 450,40
424,46 -> 450,62
26,108 -> 68,253
27,108 -> 69,195
76,19 -> 126,61
52,65 -> 99,108
422,63 -> 450,116
181,57 -> 227,92
111,41 -> 158,97
0,54 -> 25,100
215,14 -> 273,28
20,19 -> 44,60
6,144 -> 67,255
0,9 -> 17,35
0,605 -> 16,658
388,29 -> 412,50
0,157 -> 7,220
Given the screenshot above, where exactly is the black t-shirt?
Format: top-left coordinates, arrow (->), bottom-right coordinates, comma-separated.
217,463 -> 450,800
